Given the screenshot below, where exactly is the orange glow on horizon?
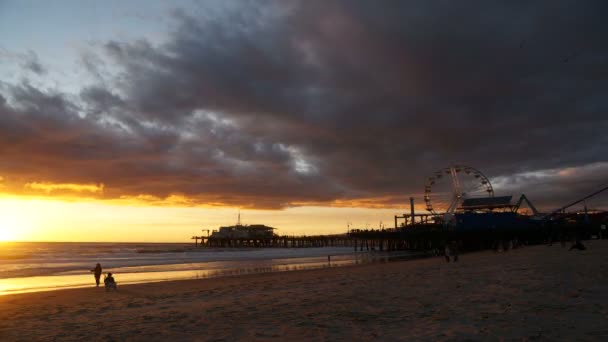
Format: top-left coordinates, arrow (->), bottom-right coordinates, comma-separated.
0,177 -> 421,242
0,194 -> 407,243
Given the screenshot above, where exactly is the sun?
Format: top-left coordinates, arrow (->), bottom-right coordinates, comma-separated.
0,227 -> 17,242
0,198 -> 34,242
0,219 -> 21,241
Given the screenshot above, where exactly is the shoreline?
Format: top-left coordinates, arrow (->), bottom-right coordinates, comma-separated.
0,249 -> 426,296
1,241 -> 607,341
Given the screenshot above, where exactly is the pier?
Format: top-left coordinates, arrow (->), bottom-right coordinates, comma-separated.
192,213 -> 606,252
191,208 -> 607,251
192,234 -> 355,248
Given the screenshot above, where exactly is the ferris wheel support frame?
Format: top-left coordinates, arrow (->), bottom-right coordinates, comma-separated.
424,165 -> 495,220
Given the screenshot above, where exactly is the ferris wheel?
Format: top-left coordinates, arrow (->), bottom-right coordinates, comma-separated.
424,165 -> 494,217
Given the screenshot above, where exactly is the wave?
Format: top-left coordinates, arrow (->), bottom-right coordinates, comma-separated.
0,254 -> 32,260
0,242 -> 358,279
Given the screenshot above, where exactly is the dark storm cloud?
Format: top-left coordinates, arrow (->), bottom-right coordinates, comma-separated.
1,0 -> 607,209
80,86 -> 125,116
491,163 -> 608,210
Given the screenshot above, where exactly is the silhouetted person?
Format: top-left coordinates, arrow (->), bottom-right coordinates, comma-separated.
444,244 -> 451,263
91,263 -> 102,287
451,241 -> 459,262
569,240 -> 586,251
445,241 -> 458,263
104,272 -> 117,291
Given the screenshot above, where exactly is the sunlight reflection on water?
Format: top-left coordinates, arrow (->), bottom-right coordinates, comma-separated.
0,252 -> 422,295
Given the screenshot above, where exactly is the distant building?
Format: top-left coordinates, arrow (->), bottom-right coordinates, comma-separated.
209,224 -> 276,239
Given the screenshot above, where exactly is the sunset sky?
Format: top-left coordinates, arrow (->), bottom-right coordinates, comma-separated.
1,1 -> 607,242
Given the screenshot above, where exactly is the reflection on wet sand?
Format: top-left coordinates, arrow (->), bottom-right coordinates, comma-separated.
0,251 -> 424,296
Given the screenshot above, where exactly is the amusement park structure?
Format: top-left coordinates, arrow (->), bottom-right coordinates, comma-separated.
424,165 -> 494,219
396,164 -> 608,231
366,164 -> 608,252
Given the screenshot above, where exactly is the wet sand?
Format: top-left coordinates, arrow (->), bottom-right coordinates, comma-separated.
1,241 -> 607,341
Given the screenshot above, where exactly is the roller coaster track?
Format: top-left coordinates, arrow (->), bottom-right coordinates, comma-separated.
543,184 -> 608,220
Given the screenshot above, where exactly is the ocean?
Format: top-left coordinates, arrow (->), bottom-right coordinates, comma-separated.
0,242 -> 412,295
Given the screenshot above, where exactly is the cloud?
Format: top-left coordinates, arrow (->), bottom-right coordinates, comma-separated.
24,182 -> 104,194
0,1 -> 607,210
491,162 -> 608,209
21,50 -> 46,75
0,49 -> 47,75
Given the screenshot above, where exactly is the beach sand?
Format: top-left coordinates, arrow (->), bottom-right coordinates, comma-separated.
1,241 -> 608,341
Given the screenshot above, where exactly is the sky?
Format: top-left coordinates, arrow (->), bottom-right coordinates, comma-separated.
0,0 -> 607,242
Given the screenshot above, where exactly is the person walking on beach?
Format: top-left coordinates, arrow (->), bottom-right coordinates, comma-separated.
91,263 -> 102,287
444,244 -> 451,263
444,241 -> 459,263
451,241 -> 459,262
